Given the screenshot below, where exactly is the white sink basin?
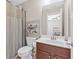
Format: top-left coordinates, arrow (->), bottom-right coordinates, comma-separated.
36,38 -> 71,49
39,39 -> 66,45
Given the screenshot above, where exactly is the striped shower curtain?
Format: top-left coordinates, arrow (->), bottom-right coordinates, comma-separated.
6,1 -> 23,59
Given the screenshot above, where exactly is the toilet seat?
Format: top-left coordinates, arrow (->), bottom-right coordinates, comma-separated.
18,46 -> 32,56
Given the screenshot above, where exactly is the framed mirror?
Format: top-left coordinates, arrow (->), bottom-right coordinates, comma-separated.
40,1 -> 64,36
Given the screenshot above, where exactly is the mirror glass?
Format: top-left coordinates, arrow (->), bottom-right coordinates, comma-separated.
41,1 -> 64,36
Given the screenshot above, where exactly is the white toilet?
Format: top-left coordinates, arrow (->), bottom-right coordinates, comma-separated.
18,37 -> 36,59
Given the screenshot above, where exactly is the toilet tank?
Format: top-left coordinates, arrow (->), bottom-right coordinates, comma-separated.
26,37 -> 36,47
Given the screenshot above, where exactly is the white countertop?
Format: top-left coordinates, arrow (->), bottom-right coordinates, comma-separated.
36,38 -> 72,49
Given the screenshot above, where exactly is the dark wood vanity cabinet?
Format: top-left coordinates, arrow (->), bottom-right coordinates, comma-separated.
55,55 -> 68,59
36,42 -> 71,59
37,50 -> 51,59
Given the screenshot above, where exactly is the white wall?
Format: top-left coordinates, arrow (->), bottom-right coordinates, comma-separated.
21,0 -> 64,22
64,0 -> 69,38
68,0 -> 73,38
64,0 -> 73,39
21,0 -> 42,22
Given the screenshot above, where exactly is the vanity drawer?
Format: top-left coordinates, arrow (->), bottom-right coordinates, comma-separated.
55,46 -> 71,58
37,42 -> 55,53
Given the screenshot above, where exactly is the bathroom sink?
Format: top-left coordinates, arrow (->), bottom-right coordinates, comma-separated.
36,37 -> 71,49
39,39 -> 66,45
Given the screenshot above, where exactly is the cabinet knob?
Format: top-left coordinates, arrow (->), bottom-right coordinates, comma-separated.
54,57 -> 57,59
48,56 -> 50,59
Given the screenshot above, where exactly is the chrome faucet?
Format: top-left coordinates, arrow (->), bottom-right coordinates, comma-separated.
51,35 -> 56,40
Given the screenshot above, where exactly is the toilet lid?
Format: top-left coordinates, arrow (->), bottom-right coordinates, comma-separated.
18,46 -> 32,54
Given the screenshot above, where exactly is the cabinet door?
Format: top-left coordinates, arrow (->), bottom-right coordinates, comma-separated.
37,50 -> 51,59
55,55 -> 69,59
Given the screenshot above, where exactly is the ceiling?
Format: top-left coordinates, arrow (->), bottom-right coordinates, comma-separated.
8,0 -> 28,6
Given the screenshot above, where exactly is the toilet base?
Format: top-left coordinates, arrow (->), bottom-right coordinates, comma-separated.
21,54 -> 32,59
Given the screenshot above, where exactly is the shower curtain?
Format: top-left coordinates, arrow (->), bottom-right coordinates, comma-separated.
6,1 -> 24,59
